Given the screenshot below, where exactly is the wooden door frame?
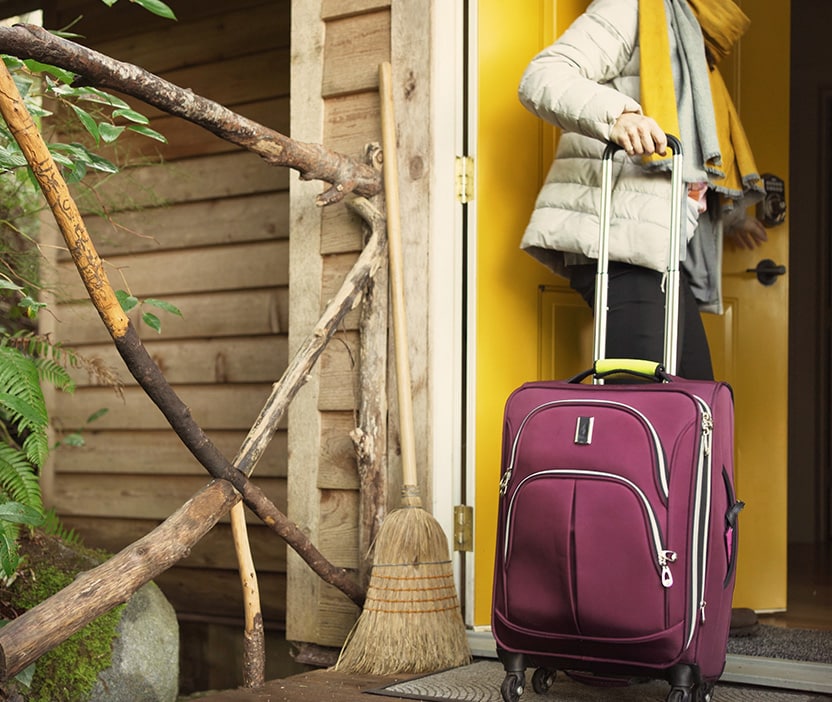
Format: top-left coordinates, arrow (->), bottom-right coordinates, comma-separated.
429,0 -> 469,607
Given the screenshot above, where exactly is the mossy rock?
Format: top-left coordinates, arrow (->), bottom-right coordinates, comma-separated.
0,531 -> 179,702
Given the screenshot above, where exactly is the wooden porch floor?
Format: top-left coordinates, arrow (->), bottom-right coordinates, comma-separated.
189,541 -> 832,701
186,669 -> 414,701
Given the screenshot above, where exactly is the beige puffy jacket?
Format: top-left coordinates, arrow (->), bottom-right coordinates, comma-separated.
519,0 -> 688,277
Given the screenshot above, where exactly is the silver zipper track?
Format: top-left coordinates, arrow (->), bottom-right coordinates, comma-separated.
501,399 -> 668,498
686,394 -> 713,649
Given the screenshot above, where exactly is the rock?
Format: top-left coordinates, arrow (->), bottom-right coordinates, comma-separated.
89,582 -> 179,702
1,532 -> 180,702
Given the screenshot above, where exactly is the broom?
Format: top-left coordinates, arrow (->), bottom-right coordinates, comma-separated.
334,62 -> 471,675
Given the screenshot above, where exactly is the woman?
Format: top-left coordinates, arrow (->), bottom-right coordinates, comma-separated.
517,0 -> 766,381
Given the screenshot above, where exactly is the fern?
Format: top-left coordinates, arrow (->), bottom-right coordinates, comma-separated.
0,345 -> 49,469
0,444 -> 42,512
34,356 -> 75,394
41,508 -> 82,547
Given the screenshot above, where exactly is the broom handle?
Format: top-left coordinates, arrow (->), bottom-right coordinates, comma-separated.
379,62 -> 418,490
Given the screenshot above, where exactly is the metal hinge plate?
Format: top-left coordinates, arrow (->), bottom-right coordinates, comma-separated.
453,504 -> 474,552
455,155 -> 474,203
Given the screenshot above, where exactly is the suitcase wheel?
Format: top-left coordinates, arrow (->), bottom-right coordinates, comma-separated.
665,665 -> 713,702
500,671 -> 525,702
531,667 -> 557,694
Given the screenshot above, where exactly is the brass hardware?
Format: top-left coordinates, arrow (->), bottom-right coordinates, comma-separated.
453,504 -> 474,552
455,156 -> 474,203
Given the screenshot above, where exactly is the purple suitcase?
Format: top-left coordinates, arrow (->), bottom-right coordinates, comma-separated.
492,138 -> 743,702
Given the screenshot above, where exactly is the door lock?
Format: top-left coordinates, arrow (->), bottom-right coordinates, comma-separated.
746,259 -> 787,286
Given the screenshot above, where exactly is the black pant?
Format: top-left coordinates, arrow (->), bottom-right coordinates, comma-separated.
569,262 -> 714,381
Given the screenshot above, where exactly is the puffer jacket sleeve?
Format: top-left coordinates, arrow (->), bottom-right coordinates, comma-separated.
518,0 -> 642,142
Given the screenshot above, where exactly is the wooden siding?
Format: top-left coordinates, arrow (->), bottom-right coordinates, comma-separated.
287,0 -> 435,651
40,0 -> 291,628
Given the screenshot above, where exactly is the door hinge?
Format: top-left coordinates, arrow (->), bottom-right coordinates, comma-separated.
455,155 -> 474,203
453,504 -> 474,552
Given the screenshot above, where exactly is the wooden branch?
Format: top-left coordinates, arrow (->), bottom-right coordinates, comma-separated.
349,194 -> 390,589
0,31 -> 391,682
0,59 -> 364,602
231,502 -> 265,688
0,480 -> 240,682
0,201 -> 387,679
0,23 -> 382,206
231,196 -> 387,479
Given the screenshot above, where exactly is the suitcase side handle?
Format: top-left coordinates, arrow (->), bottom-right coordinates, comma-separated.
568,358 -> 671,384
594,135 -> 685,380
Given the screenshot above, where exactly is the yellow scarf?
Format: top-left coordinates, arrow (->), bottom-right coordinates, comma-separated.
639,0 -> 762,201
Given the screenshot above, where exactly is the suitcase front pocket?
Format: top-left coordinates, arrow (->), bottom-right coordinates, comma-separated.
502,470 -> 675,640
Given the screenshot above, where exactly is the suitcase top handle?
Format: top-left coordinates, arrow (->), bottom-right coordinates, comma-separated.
569,358 -> 671,384
595,134 -> 685,381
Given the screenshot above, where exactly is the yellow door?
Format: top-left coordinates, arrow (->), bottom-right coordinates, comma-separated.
473,0 -> 789,627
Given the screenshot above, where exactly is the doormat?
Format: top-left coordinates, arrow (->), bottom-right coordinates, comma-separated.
727,626 -> 832,664
369,660 -> 832,702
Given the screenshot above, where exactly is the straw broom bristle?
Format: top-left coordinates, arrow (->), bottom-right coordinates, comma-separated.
334,504 -> 471,675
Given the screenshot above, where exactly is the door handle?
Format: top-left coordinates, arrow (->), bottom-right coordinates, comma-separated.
746,259 -> 787,286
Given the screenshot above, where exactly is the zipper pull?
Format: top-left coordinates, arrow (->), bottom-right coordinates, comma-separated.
700,601 -> 707,623
499,469 -> 512,495
659,550 -> 677,588
702,412 -> 713,456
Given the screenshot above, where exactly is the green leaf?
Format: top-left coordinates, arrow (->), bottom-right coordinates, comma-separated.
86,407 -> 109,424
64,158 -> 87,184
50,142 -> 93,161
126,124 -> 167,143
22,60 -> 76,84
15,662 -> 35,688
47,150 -> 75,168
112,108 -> 149,125
61,433 -> 85,447
69,104 -> 100,145
77,86 -> 130,109
2,56 -> 25,71
0,279 -> 23,293
0,147 -> 29,170
0,444 -> 42,510
19,296 -> 47,318
101,0 -> 118,7
0,502 -> 44,527
115,289 -> 139,312
130,0 -> 177,20
48,82 -> 83,99
142,312 -> 162,333
144,298 -> 183,317
0,529 -> 21,579
85,152 -> 119,174
0,392 -> 43,429
99,123 -> 125,143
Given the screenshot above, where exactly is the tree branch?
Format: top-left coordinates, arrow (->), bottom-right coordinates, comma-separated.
0,23 -> 382,205
0,204 -> 388,679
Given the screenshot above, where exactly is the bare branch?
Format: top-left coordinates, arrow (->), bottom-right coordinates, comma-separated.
0,23 -> 382,205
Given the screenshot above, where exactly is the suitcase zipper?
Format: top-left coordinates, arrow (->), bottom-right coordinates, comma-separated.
686,395 -> 713,649
504,469 -> 677,588
500,399 -> 668,499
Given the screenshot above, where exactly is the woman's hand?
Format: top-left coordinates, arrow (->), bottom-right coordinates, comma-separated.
726,215 -> 768,249
610,112 -> 667,156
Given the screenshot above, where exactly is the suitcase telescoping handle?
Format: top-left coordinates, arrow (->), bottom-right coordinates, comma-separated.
593,134 -> 685,381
